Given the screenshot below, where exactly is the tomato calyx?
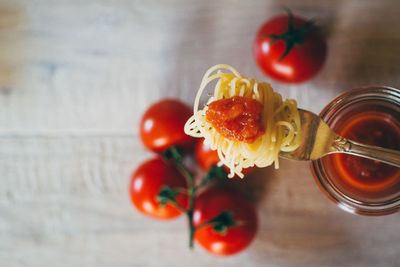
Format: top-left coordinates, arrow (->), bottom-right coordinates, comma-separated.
156,186 -> 187,212
267,9 -> 316,61
203,211 -> 237,235
156,186 -> 179,206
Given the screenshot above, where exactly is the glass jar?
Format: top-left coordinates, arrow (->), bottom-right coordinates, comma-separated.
311,86 -> 400,216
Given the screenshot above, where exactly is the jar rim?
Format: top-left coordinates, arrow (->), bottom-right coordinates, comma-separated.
311,85 -> 400,216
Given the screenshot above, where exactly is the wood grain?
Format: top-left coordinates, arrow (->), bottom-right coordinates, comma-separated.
0,0 -> 399,266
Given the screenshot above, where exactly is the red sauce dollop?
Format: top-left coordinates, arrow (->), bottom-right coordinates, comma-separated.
332,111 -> 400,191
205,96 -> 265,143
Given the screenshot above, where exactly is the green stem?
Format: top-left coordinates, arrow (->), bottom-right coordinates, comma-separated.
187,210 -> 195,248
162,148 -> 227,249
174,160 -> 196,248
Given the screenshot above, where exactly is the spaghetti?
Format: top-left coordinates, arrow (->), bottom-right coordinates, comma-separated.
184,64 -> 301,178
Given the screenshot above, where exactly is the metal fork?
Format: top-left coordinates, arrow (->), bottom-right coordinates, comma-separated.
280,109 -> 400,167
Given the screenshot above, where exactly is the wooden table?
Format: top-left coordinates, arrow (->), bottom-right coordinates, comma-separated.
0,0 -> 399,266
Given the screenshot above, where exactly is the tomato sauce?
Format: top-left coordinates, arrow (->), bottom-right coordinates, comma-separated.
205,96 -> 265,143
329,111 -> 400,193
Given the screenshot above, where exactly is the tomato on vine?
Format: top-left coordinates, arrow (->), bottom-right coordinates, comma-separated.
193,187 -> 258,255
254,10 -> 327,83
140,99 -> 194,152
133,98 -> 260,256
129,157 -> 188,219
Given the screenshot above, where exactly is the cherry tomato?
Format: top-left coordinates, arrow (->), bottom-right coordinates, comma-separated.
195,138 -> 255,176
140,99 -> 194,152
254,11 -> 327,83
195,138 -> 221,170
193,187 -> 258,255
129,157 -> 188,220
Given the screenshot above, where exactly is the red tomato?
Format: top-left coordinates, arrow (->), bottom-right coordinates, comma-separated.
254,12 -> 327,83
195,138 -> 255,176
195,138 -> 220,170
140,99 -> 194,152
129,157 -> 188,220
193,187 -> 258,255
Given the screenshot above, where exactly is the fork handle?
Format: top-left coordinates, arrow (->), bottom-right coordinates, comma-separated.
333,136 -> 400,168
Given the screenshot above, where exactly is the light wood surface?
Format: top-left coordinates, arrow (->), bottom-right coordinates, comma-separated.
0,0 -> 399,266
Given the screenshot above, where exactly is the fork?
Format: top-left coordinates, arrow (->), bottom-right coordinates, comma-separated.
280,109 -> 400,167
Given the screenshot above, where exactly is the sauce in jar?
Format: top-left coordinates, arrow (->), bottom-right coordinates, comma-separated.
320,97 -> 400,205
331,111 -> 400,192
205,96 -> 265,143
312,86 -> 400,215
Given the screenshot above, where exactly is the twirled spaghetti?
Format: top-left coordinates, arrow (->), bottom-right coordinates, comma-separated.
184,64 -> 301,178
